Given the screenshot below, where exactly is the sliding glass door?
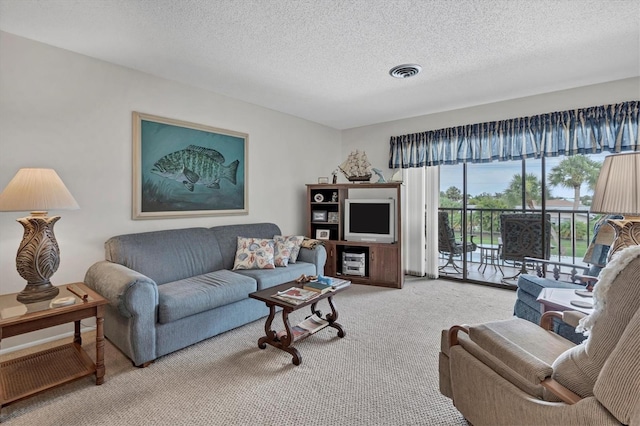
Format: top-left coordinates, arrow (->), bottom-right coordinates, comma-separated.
438,153 -> 608,287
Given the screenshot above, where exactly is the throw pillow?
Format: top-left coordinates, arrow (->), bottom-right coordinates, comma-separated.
232,237 -> 275,270
274,235 -> 304,263
274,239 -> 296,267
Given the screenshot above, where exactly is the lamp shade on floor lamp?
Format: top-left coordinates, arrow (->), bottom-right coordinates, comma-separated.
0,168 -> 79,303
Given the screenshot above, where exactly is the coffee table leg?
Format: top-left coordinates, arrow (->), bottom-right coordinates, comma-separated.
258,305 -> 277,349
280,309 -> 302,365
326,296 -> 346,338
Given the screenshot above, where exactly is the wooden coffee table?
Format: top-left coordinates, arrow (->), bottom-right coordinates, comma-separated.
249,281 -> 348,365
0,282 -> 107,411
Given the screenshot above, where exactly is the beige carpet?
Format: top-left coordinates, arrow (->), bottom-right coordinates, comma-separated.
1,277 -> 516,425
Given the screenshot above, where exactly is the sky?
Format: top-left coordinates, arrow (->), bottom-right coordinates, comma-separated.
439,152 -> 609,201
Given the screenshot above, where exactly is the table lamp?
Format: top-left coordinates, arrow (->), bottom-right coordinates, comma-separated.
0,168 -> 79,303
590,152 -> 640,261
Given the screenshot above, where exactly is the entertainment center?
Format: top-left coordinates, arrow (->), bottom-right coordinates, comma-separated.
306,182 -> 403,289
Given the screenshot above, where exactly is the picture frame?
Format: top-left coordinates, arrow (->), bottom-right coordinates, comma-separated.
318,177 -> 329,184
312,210 -> 328,222
316,229 -> 331,240
132,112 -> 248,219
328,212 -> 339,223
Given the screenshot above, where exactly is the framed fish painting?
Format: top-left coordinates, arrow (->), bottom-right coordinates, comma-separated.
132,112 -> 248,219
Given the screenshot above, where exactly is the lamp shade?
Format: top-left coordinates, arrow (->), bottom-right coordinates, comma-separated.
0,168 -> 79,213
590,152 -> 640,216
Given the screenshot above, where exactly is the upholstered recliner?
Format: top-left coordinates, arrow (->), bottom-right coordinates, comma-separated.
438,211 -> 476,273
439,245 -> 640,425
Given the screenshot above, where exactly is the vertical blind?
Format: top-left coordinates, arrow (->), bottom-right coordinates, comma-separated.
389,101 -> 639,168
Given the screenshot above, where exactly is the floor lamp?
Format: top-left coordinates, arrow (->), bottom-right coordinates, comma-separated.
590,152 -> 640,261
0,168 -> 79,303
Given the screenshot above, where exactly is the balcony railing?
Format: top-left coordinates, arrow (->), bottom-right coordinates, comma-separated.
438,206 -> 597,283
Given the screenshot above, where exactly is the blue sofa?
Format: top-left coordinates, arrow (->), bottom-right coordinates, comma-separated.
514,217 -> 617,344
515,273 -> 588,344
84,223 -> 326,366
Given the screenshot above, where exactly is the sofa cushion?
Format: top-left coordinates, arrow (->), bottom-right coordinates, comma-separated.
234,261 -> 316,290
157,270 -> 257,324
105,227 -> 223,285
210,223 -> 282,270
232,237 -> 276,270
274,235 -> 304,263
274,239 -> 296,267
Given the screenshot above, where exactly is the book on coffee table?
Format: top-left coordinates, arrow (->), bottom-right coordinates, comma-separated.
303,281 -> 333,294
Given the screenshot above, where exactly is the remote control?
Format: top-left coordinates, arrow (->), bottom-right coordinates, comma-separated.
67,284 -> 88,300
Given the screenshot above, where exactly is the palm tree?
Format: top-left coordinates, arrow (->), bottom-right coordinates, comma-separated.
504,173 -> 544,209
548,155 -> 601,210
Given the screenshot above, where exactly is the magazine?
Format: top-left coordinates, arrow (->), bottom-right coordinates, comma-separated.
273,287 -> 319,305
329,278 -> 351,290
276,325 -> 310,341
298,315 -> 329,333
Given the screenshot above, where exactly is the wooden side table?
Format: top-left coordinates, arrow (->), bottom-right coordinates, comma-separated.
536,287 -> 594,315
0,282 -> 107,411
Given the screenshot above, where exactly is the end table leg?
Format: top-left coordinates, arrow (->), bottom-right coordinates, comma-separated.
95,309 -> 105,385
74,320 -> 81,345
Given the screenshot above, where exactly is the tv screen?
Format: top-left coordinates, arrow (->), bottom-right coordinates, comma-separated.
344,199 -> 395,243
349,203 -> 390,234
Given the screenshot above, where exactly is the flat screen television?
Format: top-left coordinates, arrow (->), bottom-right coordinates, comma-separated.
344,198 -> 396,243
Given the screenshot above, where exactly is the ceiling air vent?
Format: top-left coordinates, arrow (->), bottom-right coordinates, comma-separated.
389,64 -> 422,79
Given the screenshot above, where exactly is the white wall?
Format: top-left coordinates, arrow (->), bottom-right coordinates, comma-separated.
0,32 -> 341,349
342,77 -> 640,179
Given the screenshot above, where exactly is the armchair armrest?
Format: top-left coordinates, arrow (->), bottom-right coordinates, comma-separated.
541,310 -> 587,330
541,378 -> 582,404
448,321 -> 583,404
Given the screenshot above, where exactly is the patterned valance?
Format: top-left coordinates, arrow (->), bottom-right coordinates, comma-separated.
389,101 -> 639,168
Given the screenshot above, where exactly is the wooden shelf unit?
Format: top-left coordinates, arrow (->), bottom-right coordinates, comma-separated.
306,182 -> 403,289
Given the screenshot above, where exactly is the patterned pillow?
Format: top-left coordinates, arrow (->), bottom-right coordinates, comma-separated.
274,235 -> 304,263
232,237 -> 275,270
274,239 -> 296,267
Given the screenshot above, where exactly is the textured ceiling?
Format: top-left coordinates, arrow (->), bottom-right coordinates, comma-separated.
1,0 -> 639,129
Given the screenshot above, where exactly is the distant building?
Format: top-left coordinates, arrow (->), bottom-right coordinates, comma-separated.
516,199 -> 592,224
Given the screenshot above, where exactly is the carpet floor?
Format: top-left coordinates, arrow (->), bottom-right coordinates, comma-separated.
1,277 -> 516,425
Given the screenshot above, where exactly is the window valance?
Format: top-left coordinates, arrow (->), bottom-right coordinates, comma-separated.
389,101 -> 639,168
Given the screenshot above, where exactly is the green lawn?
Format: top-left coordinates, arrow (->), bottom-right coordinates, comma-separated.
471,233 -> 589,259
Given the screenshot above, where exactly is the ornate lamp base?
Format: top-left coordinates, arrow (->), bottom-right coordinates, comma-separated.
14,214 -> 63,303
17,283 -> 60,304
607,216 -> 640,262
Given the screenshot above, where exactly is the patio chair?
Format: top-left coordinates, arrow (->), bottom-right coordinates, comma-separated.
439,245 -> 640,425
500,213 -> 551,280
438,211 -> 476,273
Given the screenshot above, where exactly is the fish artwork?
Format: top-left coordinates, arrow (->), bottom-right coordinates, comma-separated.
151,145 -> 239,192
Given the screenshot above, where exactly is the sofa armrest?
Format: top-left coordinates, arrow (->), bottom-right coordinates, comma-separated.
84,260 -> 159,318
296,245 -> 327,275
